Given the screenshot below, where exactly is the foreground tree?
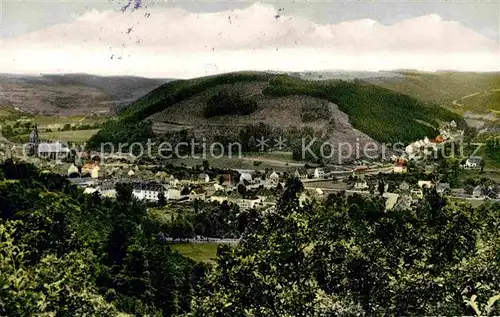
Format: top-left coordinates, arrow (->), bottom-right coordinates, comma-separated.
191,180 -> 500,316
0,221 -> 119,316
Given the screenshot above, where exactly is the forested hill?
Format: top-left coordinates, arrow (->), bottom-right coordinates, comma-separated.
88,72 -> 465,149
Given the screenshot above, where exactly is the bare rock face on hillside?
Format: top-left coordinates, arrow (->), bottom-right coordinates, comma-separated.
148,81 -> 382,162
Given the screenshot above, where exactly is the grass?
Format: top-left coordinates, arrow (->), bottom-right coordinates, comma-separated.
16,129 -> 100,143
369,71 -> 500,114
171,243 -> 222,263
449,197 -> 487,208
148,207 -> 176,224
167,154 -> 303,171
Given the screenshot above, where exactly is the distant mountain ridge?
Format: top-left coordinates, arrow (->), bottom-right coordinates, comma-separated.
0,73 -> 172,116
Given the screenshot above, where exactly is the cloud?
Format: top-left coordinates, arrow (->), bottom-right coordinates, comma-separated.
1,3 -> 499,78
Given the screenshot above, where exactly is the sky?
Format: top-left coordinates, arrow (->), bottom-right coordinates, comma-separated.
1,1 -> 500,78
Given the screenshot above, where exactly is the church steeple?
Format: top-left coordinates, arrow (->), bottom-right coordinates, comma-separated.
29,124 -> 39,145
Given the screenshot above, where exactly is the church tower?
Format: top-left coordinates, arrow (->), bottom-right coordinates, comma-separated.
27,124 -> 40,156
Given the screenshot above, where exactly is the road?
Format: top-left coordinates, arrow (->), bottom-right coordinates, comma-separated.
452,88 -> 500,108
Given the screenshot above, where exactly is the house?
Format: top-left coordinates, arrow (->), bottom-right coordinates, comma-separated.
314,168 -> 325,179
472,186 -> 483,198
127,169 -> 135,177
411,188 -> 424,199
239,172 -> 253,184
354,181 -> 369,190
198,173 -> 210,183
81,163 -> 100,179
216,174 -> 232,186
265,171 -> 280,186
37,142 -> 71,159
465,156 -> 483,169
132,182 -> 168,201
436,183 -> 451,194
98,181 -> 117,198
167,187 -> 183,201
67,164 -> 79,176
210,195 -> 228,204
235,198 -> 261,210
293,168 -> 308,180
67,177 -> 96,188
189,188 -> 207,201
168,176 -> 180,187
393,165 -> 408,174
83,187 -> 98,195
417,181 -> 433,189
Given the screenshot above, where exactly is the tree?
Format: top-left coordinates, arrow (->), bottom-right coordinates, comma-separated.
202,160 -> 209,171
191,178 -> 500,316
157,192 -> 167,207
181,186 -> 190,196
0,221 -> 119,316
218,175 -> 225,185
378,180 -> 385,196
237,184 -> 247,197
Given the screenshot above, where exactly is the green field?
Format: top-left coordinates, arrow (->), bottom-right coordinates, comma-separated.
171,243 -> 221,263
369,71 -> 500,114
168,153 -> 304,171
16,129 -> 100,143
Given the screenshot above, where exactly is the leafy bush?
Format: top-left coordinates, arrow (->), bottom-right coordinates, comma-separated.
204,90 -> 258,118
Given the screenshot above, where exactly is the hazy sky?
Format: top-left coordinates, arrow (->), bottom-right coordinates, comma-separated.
2,1 -> 500,77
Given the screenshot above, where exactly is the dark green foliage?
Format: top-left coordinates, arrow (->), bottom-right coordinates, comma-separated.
191,181 -> 500,316
485,135 -> 500,163
0,162 -> 206,316
263,75 -> 465,143
204,90 -> 258,118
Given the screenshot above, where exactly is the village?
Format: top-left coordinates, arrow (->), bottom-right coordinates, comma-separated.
2,119 -> 496,217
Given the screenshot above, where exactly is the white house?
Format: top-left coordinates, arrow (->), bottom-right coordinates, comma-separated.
167,188 -> 183,201
418,181 -> 433,189
83,187 -> 98,195
210,195 -> 228,204
267,171 -> 280,185
465,156 -> 483,169
189,188 -> 207,201
132,182 -> 168,201
393,165 -> 407,174
354,181 -> 369,190
37,142 -> 71,159
314,168 -> 325,179
235,198 -> 261,210
198,173 -> 210,183
472,186 -> 483,198
240,172 -> 253,183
